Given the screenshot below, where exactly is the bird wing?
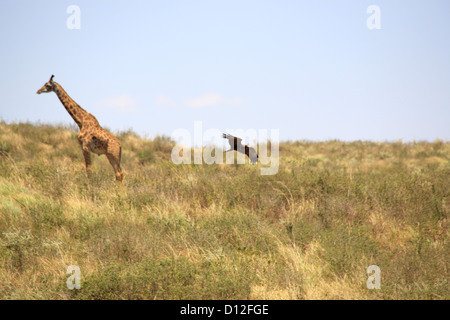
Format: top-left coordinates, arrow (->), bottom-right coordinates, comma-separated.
223,133 -> 242,148
247,146 -> 258,164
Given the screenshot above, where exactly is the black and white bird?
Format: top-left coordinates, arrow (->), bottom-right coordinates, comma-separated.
223,133 -> 258,164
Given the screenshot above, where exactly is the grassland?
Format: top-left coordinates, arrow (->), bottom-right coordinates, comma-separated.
0,121 -> 448,299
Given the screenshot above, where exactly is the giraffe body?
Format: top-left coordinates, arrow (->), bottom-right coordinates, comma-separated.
37,75 -> 123,183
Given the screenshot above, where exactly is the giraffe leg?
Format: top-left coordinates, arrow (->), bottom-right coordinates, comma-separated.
80,134 -> 94,153
82,149 -> 93,178
78,134 -> 93,178
106,150 -> 123,183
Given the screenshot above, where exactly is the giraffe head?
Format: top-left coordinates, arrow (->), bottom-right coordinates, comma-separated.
36,75 -> 57,94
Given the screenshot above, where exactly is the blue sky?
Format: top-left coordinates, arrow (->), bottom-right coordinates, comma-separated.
0,0 -> 449,142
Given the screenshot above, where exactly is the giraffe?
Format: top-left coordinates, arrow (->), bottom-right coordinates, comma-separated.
36,75 -> 123,183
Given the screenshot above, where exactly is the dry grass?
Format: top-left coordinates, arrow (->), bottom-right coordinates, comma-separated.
0,121 -> 448,299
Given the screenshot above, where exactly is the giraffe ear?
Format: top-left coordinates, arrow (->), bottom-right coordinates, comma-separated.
49,75 -> 55,82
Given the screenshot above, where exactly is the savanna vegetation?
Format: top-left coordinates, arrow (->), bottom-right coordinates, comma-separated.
0,121 -> 448,299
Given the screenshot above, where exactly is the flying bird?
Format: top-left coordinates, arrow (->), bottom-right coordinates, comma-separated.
223,133 -> 258,164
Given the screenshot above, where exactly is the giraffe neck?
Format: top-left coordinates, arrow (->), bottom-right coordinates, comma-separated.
53,82 -> 89,129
